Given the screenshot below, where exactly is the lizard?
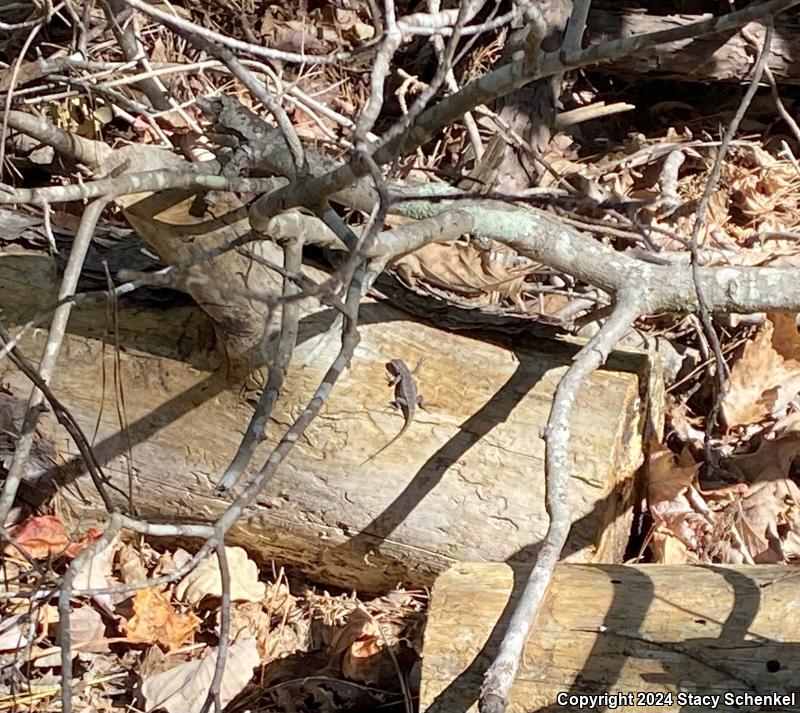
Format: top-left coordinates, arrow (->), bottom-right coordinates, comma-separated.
361,359 -> 425,465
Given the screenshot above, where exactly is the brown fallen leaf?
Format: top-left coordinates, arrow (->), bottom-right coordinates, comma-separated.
391,241 -> 536,308
122,588 -> 200,651
64,527 -> 105,559
117,542 -> 148,584
647,441 -> 700,503
649,491 -> 710,563
723,432 -> 800,562
71,533 -> 118,614
738,479 -> 800,562
650,525 -> 693,564
140,637 -> 259,713
175,546 -> 266,604
722,314 -> 800,428
36,605 -> 108,667
7,515 -> 69,560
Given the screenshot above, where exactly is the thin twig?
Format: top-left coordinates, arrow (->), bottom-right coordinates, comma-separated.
0,325 -> 114,510
58,515 -> 123,713
479,297 -> 644,713
0,198 -> 110,525
688,21 -> 773,460
216,233 -> 304,493
199,542 -> 231,713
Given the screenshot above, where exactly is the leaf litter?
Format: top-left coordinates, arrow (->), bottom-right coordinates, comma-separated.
4,0 -> 800,709
0,520 -> 427,713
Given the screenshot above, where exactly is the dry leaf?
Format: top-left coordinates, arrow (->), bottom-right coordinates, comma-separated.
123,588 -> 200,650
175,547 -> 266,604
667,398 -> 705,447
647,442 -> 700,503
724,433 -> 800,562
72,534 -> 117,612
649,493 -> 709,561
650,526 -> 693,564
391,241 -> 534,307
722,315 -> 800,428
227,602 -> 271,646
261,619 -> 309,666
140,637 -> 259,713
63,605 -> 107,652
738,478 -> 800,562
64,527 -> 104,559
117,542 -> 148,584
769,312 -> 800,360
225,601 -> 308,664
36,606 -> 107,667
0,623 -> 27,652
7,515 -> 69,559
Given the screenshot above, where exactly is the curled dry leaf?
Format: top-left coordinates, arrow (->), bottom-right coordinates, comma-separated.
724,432 -> 800,562
391,241 -> 535,307
117,542 -> 148,584
722,314 -> 800,429
72,533 -> 118,613
6,515 -> 69,560
175,546 -> 266,605
64,527 -> 105,559
647,441 -> 700,503
140,637 -> 259,713
123,588 -> 201,651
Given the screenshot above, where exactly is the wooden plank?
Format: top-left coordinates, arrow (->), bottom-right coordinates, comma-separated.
421,562 -> 800,712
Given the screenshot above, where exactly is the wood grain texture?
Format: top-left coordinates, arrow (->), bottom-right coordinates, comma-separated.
421,562 -> 800,712
586,11 -> 800,86
0,246 -> 659,591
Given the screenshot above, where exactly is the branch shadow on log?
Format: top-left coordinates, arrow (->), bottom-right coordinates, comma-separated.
428,552 -> 788,712
332,343 -> 562,566
16,306 -> 340,504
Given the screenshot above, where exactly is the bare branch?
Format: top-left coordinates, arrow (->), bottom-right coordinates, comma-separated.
215,233 -> 304,494
122,0 -> 361,65
561,0 -> 592,61
0,198 -> 110,525
249,0 -> 800,227
58,515 -> 123,713
480,296 -> 644,713
688,21 -> 773,455
0,325 -> 114,510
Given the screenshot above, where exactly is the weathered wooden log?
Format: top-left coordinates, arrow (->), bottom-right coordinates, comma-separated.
0,245 -> 660,592
586,10 -> 800,86
421,562 -> 800,712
